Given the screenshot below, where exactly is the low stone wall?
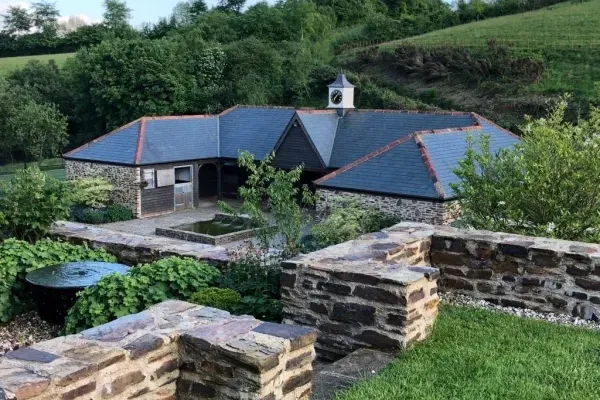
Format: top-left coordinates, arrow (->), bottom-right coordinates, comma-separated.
316,188 -> 457,225
0,300 -> 316,400
65,160 -> 142,217
281,229 -> 439,361
387,223 -> 600,321
51,221 -> 229,266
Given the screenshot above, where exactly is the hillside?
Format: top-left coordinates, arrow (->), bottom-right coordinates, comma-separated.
0,53 -> 74,76
340,0 -> 600,128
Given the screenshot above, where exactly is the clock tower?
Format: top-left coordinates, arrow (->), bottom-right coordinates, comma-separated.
327,73 -> 355,117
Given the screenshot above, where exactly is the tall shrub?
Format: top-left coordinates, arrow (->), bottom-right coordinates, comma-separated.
452,99 -> 600,242
0,166 -> 72,241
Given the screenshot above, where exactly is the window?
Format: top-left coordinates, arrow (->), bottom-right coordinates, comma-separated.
143,169 -> 155,189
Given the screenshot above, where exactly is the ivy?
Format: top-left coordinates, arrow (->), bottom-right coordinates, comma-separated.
0,239 -> 116,323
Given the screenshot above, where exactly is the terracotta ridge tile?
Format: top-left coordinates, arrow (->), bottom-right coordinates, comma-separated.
135,118 -> 147,165
414,134 -> 446,199
471,113 -> 521,139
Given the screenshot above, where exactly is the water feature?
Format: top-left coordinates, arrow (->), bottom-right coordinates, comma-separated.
176,218 -> 251,236
155,213 -> 258,245
26,262 -> 130,324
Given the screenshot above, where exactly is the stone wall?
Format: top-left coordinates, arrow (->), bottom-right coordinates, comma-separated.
387,223 -> 600,321
316,188 -> 457,225
281,229 -> 440,361
65,160 -> 142,217
0,300 -> 316,400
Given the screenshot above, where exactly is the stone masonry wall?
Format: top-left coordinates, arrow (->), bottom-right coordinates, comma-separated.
281,229 -> 440,361
0,300 -> 316,400
388,223 -> 600,321
316,188 -> 457,225
65,160 -> 142,217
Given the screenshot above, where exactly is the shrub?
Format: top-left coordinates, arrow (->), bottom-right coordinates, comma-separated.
81,209 -> 105,224
70,177 -> 113,209
189,288 -> 242,312
218,244 -> 283,322
452,99 -> 600,242
311,198 -> 399,249
0,167 -> 72,242
0,239 -> 116,323
104,204 -> 134,223
65,257 -> 221,333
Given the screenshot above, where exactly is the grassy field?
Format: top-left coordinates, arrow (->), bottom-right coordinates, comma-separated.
336,305 -> 600,400
0,159 -> 66,184
0,53 -> 74,76
373,0 -> 600,99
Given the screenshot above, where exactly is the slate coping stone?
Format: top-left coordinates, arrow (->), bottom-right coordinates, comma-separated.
81,312 -> 155,342
252,322 -> 317,351
5,348 -> 59,364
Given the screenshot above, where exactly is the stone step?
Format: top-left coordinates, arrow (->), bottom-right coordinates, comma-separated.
311,349 -> 395,400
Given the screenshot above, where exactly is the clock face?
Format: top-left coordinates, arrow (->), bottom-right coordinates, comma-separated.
330,90 -> 343,105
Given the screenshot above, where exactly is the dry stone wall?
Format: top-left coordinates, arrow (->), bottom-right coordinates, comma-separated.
316,188 -> 457,225
388,223 -> 600,321
0,300 -> 316,400
281,229 -> 440,361
65,160 -> 141,217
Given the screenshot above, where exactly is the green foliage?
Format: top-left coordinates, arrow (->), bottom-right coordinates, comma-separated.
452,99 -> 600,242
218,244 -> 283,321
65,257 -> 221,333
310,197 -> 399,249
104,204 -> 134,223
0,167 -> 72,242
81,209 -> 105,225
70,177 -> 114,209
189,287 -> 242,311
1,6 -> 32,36
219,151 -> 315,254
0,239 -> 116,323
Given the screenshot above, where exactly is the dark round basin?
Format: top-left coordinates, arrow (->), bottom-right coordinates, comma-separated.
26,262 -> 130,324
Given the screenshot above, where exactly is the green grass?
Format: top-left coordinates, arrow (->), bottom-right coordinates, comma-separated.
0,159 -> 66,185
371,1 -> 600,99
0,53 -> 74,76
335,305 -> 600,400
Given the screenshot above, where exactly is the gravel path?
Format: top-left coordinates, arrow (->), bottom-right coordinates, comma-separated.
441,292 -> 600,331
0,312 -> 61,356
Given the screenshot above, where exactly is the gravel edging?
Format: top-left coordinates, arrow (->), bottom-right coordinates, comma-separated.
0,311 -> 61,356
441,292 -> 600,331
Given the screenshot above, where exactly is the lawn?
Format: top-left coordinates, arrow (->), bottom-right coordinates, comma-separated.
373,0 -> 600,99
0,53 -> 74,76
335,305 -> 600,400
0,159 -> 66,184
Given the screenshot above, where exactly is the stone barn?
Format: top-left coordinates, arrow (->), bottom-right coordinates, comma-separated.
64,74 -> 519,222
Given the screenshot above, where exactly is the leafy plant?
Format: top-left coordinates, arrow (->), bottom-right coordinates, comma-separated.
310,197 -> 399,249
70,177 -> 114,209
218,243 -> 283,322
451,98 -> 600,242
0,239 -> 116,323
81,209 -> 105,224
65,257 -> 220,333
219,150 -> 315,255
189,287 -> 242,312
104,204 -> 134,223
0,166 -> 72,242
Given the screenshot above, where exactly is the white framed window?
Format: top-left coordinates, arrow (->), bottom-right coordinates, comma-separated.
143,169 -> 155,189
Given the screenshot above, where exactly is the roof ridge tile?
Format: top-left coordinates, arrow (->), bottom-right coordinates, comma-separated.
414,134 -> 446,199
64,118 -> 142,158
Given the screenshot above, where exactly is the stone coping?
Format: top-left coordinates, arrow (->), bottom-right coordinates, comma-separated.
388,222 -> 600,258
51,221 -> 229,266
286,229 -> 436,286
0,300 -> 317,400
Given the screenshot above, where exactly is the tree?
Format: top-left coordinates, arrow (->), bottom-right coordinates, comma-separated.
103,0 -> 131,31
190,0 -> 209,16
451,99 -> 600,243
217,0 -> 246,14
1,6 -> 32,36
219,151 -> 315,254
31,1 -> 60,32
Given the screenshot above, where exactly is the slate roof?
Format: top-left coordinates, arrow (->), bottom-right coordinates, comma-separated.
296,111 -> 339,166
328,74 -> 355,88
316,116 -> 520,200
64,106 -> 520,200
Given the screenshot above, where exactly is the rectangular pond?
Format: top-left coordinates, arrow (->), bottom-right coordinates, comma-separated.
155,213 -> 258,245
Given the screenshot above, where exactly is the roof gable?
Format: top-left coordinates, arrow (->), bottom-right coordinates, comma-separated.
297,111 -> 338,167
273,117 -> 325,171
